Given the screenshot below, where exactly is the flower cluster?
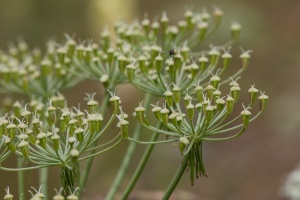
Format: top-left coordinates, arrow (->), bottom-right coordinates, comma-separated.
131,78 -> 268,185
0,39 -> 83,98
0,93 -> 122,195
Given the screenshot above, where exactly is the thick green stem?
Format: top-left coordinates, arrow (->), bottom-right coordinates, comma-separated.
105,93 -> 152,200
17,157 -> 25,200
162,155 -> 189,200
121,131 -> 160,200
61,166 -> 78,197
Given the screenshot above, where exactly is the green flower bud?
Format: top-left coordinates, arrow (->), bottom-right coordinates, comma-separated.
142,17 -> 150,34
26,129 -> 36,144
118,119 -> 129,139
187,103 -> 195,120
68,119 -> 78,136
87,99 -> 99,114
184,94 -> 192,107
150,45 -> 161,61
94,114 -> 103,132
240,50 -> 251,69
62,110 -> 71,125
179,137 -> 189,155
135,106 -> 146,124
222,51 -> 232,70
208,48 -> 220,65
138,55 -> 147,73
117,55 -> 128,73
13,101 -> 21,118
230,86 -> 241,102
231,22 -> 241,40
241,108 -> 251,127
32,118 -> 41,135
6,123 -> 17,139
173,53 -> 182,70
126,63 -> 136,81
215,98 -> 226,111
76,45 -> 84,60
198,22 -> 208,40
205,105 -> 215,123
185,10 -> 194,29
198,55 -> 208,71
155,54 -> 163,72
168,112 -> 179,126
68,137 -> 76,149
70,149 -> 79,164
151,105 -> 162,120
195,103 -> 203,112
172,85 -> 181,103
190,63 -> 199,78
57,47 -> 66,65
180,46 -> 190,61
195,85 -> 204,102
40,59 -> 52,76
210,74 -> 220,89
109,95 -> 121,114
106,47 -> 114,64
5,137 -> 16,152
161,12 -> 169,32
248,85 -> 259,106
160,108 -> 170,124
164,91 -> 174,107
75,128 -> 84,143
177,20 -> 187,32
100,74 -> 109,88
205,85 -> 215,100
51,134 -> 60,151
18,140 -> 29,157
213,8 -> 223,26
47,106 -> 57,125
37,132 -> 47,149
67,39 -> 76,57
258,93 -> 269,112
226,96 -> 234,114
21,110 -> 31,124
213,90 -> 221,101
151,21 -> 160,35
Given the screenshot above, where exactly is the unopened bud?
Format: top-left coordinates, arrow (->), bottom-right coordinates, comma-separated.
258,93 -> 269,112
18,141 -> 29,157
164,91 -> 173,107
226,96 -> 234,114
160,108 -> 170,124
231,22 -> 241,40
241,108 -> 251,127
248,85 -> 259,106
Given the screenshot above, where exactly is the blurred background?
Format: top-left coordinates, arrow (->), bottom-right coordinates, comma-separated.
0,0 -> 299,199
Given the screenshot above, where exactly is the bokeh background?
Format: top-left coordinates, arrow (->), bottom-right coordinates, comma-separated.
0,0 -> 300,199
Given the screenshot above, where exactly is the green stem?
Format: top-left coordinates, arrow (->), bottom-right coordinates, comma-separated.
39,167 -> 48,198
105,93 -> 152,200
17,157 -> 25,200
79,93 -> 110,191
121,131 -> 160,200
162,155 -> 189,200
